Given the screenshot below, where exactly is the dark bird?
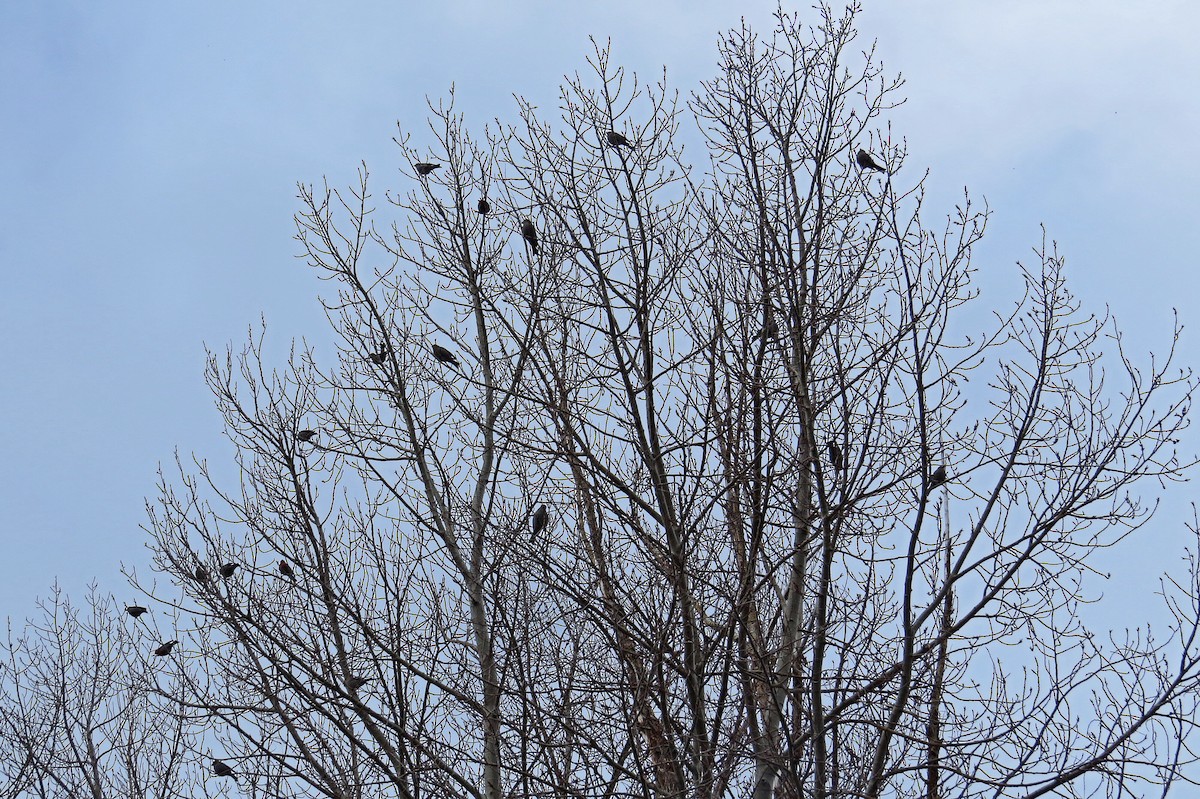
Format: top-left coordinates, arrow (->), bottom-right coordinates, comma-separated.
856,149 -> 887,173
431,344 -> 460,367
297,429 -> 317,443
520,218 -> 539,255
194,565 -> 209,584
346,675 -> 370,691
477,197 -> 491,214
368,348 -> 389,366
212,759 -> 235,778
219,562 -> 239,579
606,130 -> 632,148
278,560 -> 295,579
153,640 -> 178,657
125,605 -> 148,618
761,311 -> 779,340
930,464 -> 949,488
827,441 -> 844,474
414,162 -> 441,176
531,504 -> 549,536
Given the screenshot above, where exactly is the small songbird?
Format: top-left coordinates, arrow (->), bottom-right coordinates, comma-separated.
219,562 -> 239,579
153,640 -> 178,657
520,218 -> 539,255
930,464 -> 949,488
368,348 -> 388,366
278,560 -> 295,579
346,674 -> 370,691
606,130 -> 632,148
125,605 -> 148,618
297,429 -> 317,443
531,504 -> 549,536
856,148 -> 887,173
194,565 -> 209,584
414,162 -> 441,176
477,197 -> 491,214
212,759 -> 235,778
431,344 -> 460,366
827,441 -> 844,474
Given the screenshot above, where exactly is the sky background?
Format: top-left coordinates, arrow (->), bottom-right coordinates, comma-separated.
1,1 -> 1198,625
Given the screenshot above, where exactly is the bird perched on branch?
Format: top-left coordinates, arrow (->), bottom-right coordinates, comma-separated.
193,565 -> 209,584
126,605 -> 148,618
212,759 -> 235,778
297,429 -> 317,443
520,218 -> 539,255
278,560 -> 295,579
827,441 -> 844,474
368,348 -> 389,366
347,675 -> 370,691
856,148 -> 887,173
531,504 -> 549,536
431,344 -> 460,367
219,562 -> 239,579
477,197 -> 491,214
414,162 -> 441,176
606,130 -> 632,148
153,640 -> 178,657
930,464 -> 949,488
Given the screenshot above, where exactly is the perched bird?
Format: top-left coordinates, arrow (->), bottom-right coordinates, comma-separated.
193,565 -> 209,584
531,504 -> 549,536
520,218 -> 539,255
212,759 -> 235,778
414,162 -> 441,176
431,344 -> 460,367
477,197 -> 491,214
346,675 -> 370,691
368,348 -> 388,366
278,560 -> 295,579
930,464 -> 949,488
153,640 -> 178,657
125,605 -> 148,618
761,311 -> 779,340
219,562 -> 239,579
606,130 -> 632,148
856,149 -> 887,173
827,441 -> 844,474
297,429 -> 317,443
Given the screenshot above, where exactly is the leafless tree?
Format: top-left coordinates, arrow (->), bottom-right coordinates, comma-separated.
125,4 -> 1200,799
0,585 -> 197,799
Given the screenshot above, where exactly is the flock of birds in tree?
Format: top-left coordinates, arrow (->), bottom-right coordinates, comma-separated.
132,138 -> 901,781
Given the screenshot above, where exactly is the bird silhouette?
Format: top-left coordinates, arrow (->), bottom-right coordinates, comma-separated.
126,605 -> 148,618
346,675 -> 370,691
477,197 -> 491,214
827,441 -> 844,474
520,218 -> 539,255
414,162 -> 441,176
278,560 -> 295,579
531,504 -> 549,536
297,429 -> 317,443
368,348 -> 389,366
194,565 -> 209,584
219,562 -> 239,579
153,640 -> 178,657
212,759 -> 235,778
856,149 -> 887,173
930,464 -> 949,488
431,344 -> 460,366
606,130 -> 632,148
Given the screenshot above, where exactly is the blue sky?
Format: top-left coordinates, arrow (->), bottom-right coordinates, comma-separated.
1,1 -> 1197,622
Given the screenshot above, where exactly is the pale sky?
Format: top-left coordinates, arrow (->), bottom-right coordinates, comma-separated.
1,1 -> 1197,622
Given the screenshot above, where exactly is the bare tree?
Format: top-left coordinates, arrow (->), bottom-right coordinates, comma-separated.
0,585 -> 197,799
122,5 -> 1200,799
